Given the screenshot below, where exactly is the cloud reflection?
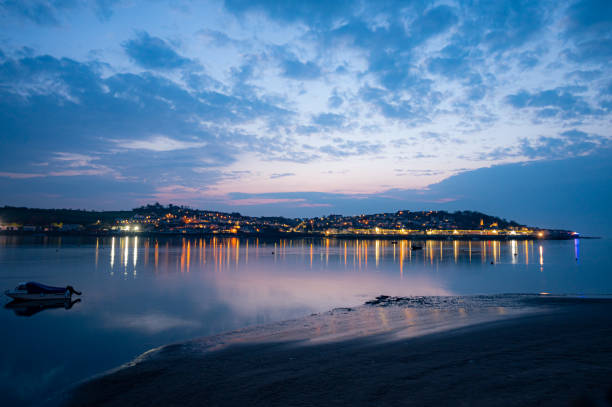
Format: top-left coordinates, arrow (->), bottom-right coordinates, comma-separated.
105,313 -> 201,334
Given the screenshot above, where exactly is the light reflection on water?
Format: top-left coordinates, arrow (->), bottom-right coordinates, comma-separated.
84,236 -> 573,276
0,235 -> 609,406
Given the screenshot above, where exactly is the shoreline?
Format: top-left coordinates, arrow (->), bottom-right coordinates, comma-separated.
58,295 -> 612,406
0,230 -> 592,240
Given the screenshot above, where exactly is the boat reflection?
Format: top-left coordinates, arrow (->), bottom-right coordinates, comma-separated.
4,298 -> 81,317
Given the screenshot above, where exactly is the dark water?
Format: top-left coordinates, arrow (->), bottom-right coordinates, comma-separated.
0,235 -> 610,405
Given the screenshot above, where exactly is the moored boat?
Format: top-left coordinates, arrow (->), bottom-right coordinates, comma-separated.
5,282 -> 81,301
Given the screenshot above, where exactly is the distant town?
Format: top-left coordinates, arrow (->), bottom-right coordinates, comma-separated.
0,203 -> 579,240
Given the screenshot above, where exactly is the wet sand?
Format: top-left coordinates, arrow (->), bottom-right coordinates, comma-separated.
61,296 -> 612,406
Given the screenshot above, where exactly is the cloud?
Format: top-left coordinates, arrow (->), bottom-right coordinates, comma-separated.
564,39 -> 612,64
152,184 -> 211,202
222,0 -> 608,130
225,191 -> 336,210
0,174 -> 154,209
297,202 -> 331,207
505,87 -> 600,119
359,86 -> 414,121
320,139 -> 383,157
328,90 -> 343,109
312,113 -> 345,128
0,0 -> 72,25
466,129 -> 610,161
47,152 -> 120,177
478,0 -> 547,53
269,172 -> 295,179
562,0 -> 612,63
0,51 -> 295,198
229,132 -> 320,163
420,132 -> 464,145
394,169 -> 445,177
428,55 -> 470,79
123,31 -> 195,70
296,125 -> 319,135
197,29 -> 243,48
0,172 -> 45,179
48,168 -> 112,176
92,0 -> 119,21
281,58 -> 321,80
413,152 -> 436,159
0,0 -> 120,25
0,153 -> 117,178
565,0 -> 612,37
390,138 -> 416,148
223,0 -> 354,27
426,148 -> 612,236
565,69 -> 602,81
226,198 -> 306,206
516,49 -> 541,69
270,46 -> 322,80
220,148 -> 612,236
116,135 -> 207,152
518,129 -> 610,159
54,152 -> 98,166
2,0 -> 612,228
410,5 -> 458,43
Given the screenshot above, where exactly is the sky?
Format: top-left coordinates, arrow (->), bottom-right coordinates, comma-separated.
0,0 -> 611,235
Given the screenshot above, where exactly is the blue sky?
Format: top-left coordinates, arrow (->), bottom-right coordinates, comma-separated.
0,0 -> 611,234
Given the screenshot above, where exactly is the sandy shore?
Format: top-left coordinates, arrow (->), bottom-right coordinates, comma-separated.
60,296 -> 612,406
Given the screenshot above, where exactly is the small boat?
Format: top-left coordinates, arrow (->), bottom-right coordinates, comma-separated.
391,241 -> 398,245
411,245 -> 423,250
5,282 -> 81,301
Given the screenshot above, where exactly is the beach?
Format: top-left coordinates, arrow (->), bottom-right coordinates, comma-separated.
59,296 -> 612,406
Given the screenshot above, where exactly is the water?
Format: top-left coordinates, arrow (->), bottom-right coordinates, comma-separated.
0,235 -> 610,405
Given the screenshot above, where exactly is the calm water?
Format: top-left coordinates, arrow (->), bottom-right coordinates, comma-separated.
1,235 -> 610,405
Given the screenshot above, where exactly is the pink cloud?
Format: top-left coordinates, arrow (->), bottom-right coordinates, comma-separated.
153,185 -> 211,202
227,198 -> 306,206
49,169 -> 111,176
430,197 -> 458,203
0,172 -> 45,179
298,203 -> 332,207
